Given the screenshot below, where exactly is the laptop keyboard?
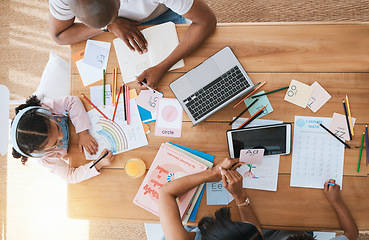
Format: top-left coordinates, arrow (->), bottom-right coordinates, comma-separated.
183,65 -> 250,121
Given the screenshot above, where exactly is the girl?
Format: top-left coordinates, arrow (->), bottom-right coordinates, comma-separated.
159,157 -> 263,240
10,95 -> 114,183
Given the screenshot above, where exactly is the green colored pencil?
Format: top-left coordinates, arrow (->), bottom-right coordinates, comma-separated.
250,86 -> 289,99
357,132 -> 365,172
103,69 -> 106,108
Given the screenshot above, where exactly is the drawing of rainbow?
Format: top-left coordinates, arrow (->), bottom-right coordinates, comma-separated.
96,118 -> 128,153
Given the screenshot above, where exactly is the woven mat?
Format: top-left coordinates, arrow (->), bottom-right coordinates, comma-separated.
2,0 -> 369,239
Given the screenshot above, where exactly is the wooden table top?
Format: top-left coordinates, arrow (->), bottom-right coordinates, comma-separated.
68,23 -> 369,231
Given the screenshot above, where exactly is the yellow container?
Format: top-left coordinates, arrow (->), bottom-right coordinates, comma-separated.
125,158 -> 146,178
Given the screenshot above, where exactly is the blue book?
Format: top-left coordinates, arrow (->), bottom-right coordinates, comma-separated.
168,142 -> 214,221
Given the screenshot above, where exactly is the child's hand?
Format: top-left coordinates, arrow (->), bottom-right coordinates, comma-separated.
94,149 -> 114,171
221,169 -> 246,202
324,179 -> 342,204
211,158 -> 242,181
78,130 -> 98,155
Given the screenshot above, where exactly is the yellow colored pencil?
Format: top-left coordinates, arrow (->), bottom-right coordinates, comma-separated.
345,95 -> 354,136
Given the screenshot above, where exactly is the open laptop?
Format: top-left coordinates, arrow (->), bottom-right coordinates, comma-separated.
170,46 -> 255,126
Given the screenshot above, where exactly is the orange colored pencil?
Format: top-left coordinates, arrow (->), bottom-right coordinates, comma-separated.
112,86 -> 123,122
233,81 -> 266,108
81,93 -> 109,120
237,105 -> 267,129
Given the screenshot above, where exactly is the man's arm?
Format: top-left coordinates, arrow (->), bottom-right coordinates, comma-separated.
324,180 -> 359,240
136,0 -> 217,89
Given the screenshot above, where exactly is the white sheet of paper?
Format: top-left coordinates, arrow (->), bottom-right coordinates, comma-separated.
307,81 -> 331,113
76,40 -> 111,87
90,85 -> 113,107
113,22 -> 184,83
155,98 -> 183,138
0,85 -> 9,155
290,116 -> 344,189
136,90 -> 163,113
239,149 -> 264,164
284,79 -> 314,108
237,155 -> 280,191
329,113 -> 356,141
85,99 -> 148,160
83,42 -> 110,69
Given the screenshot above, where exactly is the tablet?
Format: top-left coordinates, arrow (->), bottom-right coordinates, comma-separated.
227,123 -> 292,158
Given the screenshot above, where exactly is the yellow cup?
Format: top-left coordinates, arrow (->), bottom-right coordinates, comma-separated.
125,158 -> 146,178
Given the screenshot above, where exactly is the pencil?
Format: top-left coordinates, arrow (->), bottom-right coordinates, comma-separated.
233,82 -> 265,108
229,98 -> 259,125
90,151 -> 109,169
126,86 -> 130,124
250,86 -> 289,99
345,95 -> 354,136
103,69 -> 106,108
237,105 -> 267,129
112,86 -> 123,122
342,100 -> 352,141
123,85 -> 127,121
366,125 -> 369,166
81,94 -> 109,120
357,131 -> 365,172
318,122 -> 351,149
112,68 -> 115,104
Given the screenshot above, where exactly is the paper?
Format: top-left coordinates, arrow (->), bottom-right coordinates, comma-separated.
284,79 -> 314,108
206,182 -> 229,205
232,118 -> 283,129
307,81 -> 331,113
114,22 -> 184,83
244,91 -> 273,118
85,98 -> 148,160
73,40 -> 111,87
0,85 -> 9,155
155,98 -> 183,138
136,90 -> 163,123
237,155 -> 280,191
329,113 -> 356,141
83,42 -> 110,69
239,149 -> 264,164
290,116 -> 345,189
90,85 -> 113,107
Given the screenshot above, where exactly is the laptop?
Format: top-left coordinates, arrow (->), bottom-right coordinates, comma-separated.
170,46 -> 255,126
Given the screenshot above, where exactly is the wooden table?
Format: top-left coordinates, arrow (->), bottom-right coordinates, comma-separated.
68,23 -> 369,231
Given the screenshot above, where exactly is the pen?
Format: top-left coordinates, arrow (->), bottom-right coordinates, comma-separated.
250,86 -> 289,99
229,98 -> 259,125
357,131 -> 365,172
141,80 -> 156,93
233,82 -> 265,108
318,122 -> 351,149
81,94 -> 109,120
90,151 -> 109,169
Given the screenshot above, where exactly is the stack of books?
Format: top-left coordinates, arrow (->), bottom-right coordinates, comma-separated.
133,142 -> 213,223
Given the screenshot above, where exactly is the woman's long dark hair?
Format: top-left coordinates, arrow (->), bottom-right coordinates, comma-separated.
198,207 -> 263,240
11,95 -> 51,164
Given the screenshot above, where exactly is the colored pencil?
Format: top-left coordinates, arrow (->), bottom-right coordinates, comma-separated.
112,68 -> 116,104
233,82 -> 265,108
81,94 -> 109,120
103,69 -> 106,108
342,100 -> 352,140
126,86 -> 131,124
90,151 -> 109,169
237,105 -> 267,129
250,86 -> 289,99
365,125 -> 369,166
345,95 -> 354,136
357,131 -> 365,172
112,86 -> 123,122
318,122 -> 351,149
123,85 -> 127,121
229,98 -> 259,125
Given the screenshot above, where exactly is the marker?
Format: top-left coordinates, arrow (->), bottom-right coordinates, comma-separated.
328,182 -> 335,186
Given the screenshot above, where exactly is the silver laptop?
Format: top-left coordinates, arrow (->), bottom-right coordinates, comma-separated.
170,46 -> 255,126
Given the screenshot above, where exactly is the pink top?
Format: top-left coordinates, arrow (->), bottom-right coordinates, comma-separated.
38,96 -> 100,183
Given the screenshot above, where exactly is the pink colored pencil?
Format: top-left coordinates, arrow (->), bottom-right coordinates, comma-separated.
125,86 -> 130,124
112,86 -> 123,122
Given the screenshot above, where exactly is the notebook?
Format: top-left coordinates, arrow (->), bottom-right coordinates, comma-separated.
170,46 -> 255,126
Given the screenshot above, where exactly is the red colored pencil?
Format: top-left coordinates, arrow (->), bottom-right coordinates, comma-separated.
112,86 -> 123,122
81,93 -> 109,120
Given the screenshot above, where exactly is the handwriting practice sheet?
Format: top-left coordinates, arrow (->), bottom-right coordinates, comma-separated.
290,116 -> 345,189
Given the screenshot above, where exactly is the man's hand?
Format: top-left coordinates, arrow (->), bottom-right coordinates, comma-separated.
108,17 -> 148,54
136,65 -> 167,90
324,179 -> 342,204
78,130 -> 98,155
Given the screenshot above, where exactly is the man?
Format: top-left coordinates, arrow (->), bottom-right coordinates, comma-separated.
49,0 -> 217,89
